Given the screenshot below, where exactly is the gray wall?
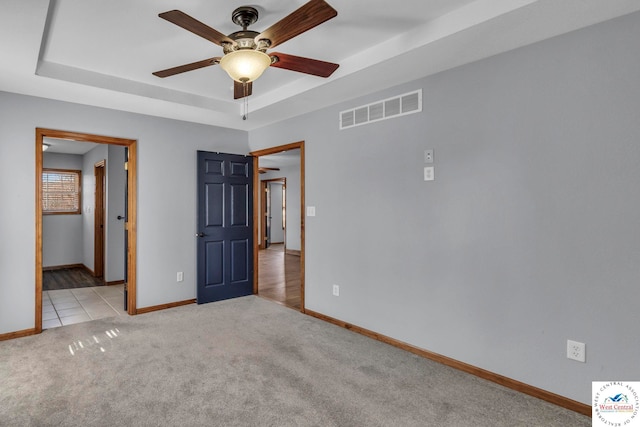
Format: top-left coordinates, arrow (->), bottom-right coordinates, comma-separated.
249,12 -> 640,405
0,92 -> 248,334
42,152 -> 84,267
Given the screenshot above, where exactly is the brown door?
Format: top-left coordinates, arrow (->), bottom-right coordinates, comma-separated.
94,160 -> 106,278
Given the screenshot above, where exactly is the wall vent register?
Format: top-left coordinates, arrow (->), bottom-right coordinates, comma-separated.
339,89 -> 422,130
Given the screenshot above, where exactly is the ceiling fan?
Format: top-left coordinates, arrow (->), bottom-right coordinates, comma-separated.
153,0 -> 340,100
258,167 -> 280,174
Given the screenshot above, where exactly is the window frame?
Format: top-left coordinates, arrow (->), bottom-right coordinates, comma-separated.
42,168 -> 82,215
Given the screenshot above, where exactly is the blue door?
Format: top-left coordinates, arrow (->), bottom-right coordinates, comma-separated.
196,151 -> 254,304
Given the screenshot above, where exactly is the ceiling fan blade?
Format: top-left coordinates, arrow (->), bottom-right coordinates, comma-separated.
259,167 -> 280,174
255,0 -> 337,48
270,53 -> 339,77
159,10 -> 234,46
234,81 -> 253,99
153,57 -> 221,78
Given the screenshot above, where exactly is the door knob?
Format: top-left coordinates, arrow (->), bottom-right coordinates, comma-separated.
195,232 -> 205,238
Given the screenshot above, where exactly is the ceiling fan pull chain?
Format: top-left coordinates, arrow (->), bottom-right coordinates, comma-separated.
242,97 -> 248,120
242,81 -> 249,120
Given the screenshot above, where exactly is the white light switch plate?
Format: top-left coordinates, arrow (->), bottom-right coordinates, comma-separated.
424,166 -> 434,181
307,206 -> 316,217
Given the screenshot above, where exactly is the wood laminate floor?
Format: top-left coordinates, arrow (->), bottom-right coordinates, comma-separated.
258,244 -> 301,310
43,267 -> 104,291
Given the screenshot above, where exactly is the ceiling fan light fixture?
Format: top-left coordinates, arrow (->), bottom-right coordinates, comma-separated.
153,1 -> 339,98
219,49 -> 271,83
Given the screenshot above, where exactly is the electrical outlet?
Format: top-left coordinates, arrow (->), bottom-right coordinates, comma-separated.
567,340 -> 586,362
177,272 -> 184,282
332,284 -> 339,297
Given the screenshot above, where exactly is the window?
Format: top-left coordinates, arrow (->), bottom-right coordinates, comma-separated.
42,168 -> 82,214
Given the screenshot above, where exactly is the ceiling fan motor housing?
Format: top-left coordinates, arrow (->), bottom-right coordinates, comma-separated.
224,31 -> 265,54
225,7 -> 271,54
232,6 -> 259,30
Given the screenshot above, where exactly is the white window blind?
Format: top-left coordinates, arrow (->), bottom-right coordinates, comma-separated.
42,169 -> 81,214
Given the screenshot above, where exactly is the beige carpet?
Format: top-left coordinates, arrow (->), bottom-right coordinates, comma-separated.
0,296 -> 590,426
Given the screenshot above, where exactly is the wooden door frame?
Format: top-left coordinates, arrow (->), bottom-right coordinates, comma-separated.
94,160 -> 106,278
250,142 -> 305,312
36,128 -> 138,334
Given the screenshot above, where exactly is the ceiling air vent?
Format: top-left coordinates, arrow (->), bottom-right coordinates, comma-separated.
369,102 -> 384,121
402,92 -> 420,113
354,107 -> 368,125
384,98 -> 400,117
341,110 -> 354,128
339,89 -> 422,130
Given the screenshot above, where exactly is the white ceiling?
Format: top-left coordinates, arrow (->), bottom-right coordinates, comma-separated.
43,137 -> 98,155
259,149 -> 300,169
2,0 -> 640,131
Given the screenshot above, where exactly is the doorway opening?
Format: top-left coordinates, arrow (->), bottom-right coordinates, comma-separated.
250,141 -> 305,312
261,178 -> 286,250
35,128 -> 138,334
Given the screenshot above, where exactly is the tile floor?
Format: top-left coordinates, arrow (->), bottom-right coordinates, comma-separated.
42,285 -> 126,329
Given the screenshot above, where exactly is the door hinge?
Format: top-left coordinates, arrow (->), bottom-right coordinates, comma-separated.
124,222 -> 129,230
124,161 -> 128,171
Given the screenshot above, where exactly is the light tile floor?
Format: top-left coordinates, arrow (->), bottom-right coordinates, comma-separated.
42,285 -> 126,329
